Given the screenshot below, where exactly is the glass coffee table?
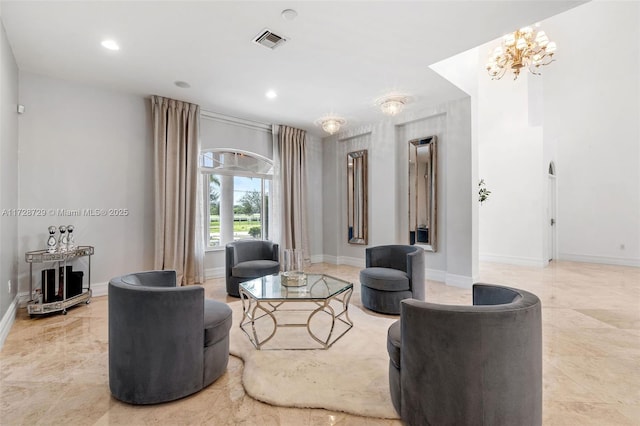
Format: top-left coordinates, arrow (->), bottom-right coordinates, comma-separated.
238,274 -> 353,350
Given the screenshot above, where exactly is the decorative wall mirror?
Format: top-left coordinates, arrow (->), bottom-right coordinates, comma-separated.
409,136 -> 437,251
347,149 -> 368,244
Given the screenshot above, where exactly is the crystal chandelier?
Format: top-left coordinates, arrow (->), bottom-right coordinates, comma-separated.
375,94 -> 411,116
315,116 -> 346,135
486,26 -> 557,80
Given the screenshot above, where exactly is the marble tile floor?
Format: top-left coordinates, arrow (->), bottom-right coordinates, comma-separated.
0,261 -> 638,425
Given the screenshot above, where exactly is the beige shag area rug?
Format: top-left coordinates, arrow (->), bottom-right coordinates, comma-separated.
228,301 -> 400,419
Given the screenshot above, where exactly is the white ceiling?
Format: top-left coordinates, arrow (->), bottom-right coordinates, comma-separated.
1,1 -> 583,136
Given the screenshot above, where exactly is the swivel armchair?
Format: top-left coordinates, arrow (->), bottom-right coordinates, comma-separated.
109,270 -> 232,404
359,245 -> 424,314
225,240 -> 279,297
387,283 -> 542,425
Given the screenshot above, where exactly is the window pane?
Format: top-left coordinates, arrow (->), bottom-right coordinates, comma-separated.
202,151 -> 214,168
233,176 -> 262,241
205,173 -> 270,248
208,174 -> 221,247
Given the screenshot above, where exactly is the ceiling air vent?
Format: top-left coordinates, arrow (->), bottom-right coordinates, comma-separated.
252,29 -> 287,49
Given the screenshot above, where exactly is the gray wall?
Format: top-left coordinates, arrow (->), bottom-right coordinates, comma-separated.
322,97 -> 476,287
306,134 -> 324,262
17,72 -> 155,294
0,18 -> 19,338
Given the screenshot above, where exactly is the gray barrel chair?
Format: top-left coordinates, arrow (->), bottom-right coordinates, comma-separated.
109,270 -> 232,404
387,283 -> 542,426
225,240 -> 279,297
359,245 -> 425,314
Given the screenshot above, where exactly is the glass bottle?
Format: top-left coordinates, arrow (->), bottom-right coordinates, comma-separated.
58,225 -> 67,252
66,225 -> 75,251
46,226 -> 57,253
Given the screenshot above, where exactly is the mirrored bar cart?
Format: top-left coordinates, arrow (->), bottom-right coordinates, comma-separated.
26,246 -> 94,316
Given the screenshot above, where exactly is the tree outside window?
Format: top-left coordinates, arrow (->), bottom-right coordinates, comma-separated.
200,150 -> 272,248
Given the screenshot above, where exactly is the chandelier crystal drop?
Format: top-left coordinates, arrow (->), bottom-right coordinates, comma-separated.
486,26 -> 557,80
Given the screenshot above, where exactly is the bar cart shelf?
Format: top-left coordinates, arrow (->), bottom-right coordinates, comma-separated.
26,246 -> 94,316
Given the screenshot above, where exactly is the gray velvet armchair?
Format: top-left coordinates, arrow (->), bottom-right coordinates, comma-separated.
225,240 -> 279,297
359,245 -> 425,314
387,283 -> 542,426
108,270 -> 232,404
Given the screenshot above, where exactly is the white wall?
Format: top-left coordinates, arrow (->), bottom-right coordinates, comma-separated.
323,97 -> 476,287
0,18 -> 19,341
17,72 -> 155,295
543,1 -> 640,266
200,114 -> 272,157
477,68 -> 546,267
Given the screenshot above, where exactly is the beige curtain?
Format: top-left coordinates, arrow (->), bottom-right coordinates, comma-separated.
276,125 -> 310,263
151,95 -> 204,285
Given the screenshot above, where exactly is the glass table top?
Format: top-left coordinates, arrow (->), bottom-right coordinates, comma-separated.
239,274 -> 353,301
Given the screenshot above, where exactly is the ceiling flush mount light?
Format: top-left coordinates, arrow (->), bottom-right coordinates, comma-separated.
375,94 -> 411,116
265,90 -> 277,99
101,39 -> 120,51
486,25 -> 557,80
174,81 -> 191,89
315,116 -> 346,135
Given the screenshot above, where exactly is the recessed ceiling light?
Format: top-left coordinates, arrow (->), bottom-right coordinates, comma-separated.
281,9 -> 298,21
101,39 -> 120,51
266,90 -> 277,99
175,81 -> 191,89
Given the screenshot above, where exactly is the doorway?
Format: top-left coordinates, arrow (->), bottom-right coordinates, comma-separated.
548,162 -> 557,262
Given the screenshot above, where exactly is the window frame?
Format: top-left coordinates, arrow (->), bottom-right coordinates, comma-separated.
199,149 -> 273,251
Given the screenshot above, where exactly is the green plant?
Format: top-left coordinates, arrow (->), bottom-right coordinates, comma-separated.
478,179 -> 491,204
248,226 -> 261,238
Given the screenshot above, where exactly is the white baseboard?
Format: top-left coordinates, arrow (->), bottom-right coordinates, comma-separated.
321,255 -> 365,268
480,253 -> 547,268
310,254 -> 324,264
558,253 -> 640,268
337,256 -> 365,268
16,283 -> 109,305
0,294 -> 19,351
92,281 -> 108,297
426,268 -> 446,283
445,273 -> 474,289
17,291 -> 30,307
322,255 -> 338,265
205,267 -> 225,279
